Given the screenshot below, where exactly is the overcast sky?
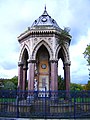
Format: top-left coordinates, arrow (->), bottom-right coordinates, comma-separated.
0,0 -> 90,84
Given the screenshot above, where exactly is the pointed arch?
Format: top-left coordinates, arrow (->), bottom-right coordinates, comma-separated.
55,45 -> 69,62
32,40 -> 53,60
19,44 -> 30,62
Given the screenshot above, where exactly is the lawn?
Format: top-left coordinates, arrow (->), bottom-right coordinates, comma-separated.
0,98 -> 16,102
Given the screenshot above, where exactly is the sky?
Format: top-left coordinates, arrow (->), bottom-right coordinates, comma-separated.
0,0 -> 90,84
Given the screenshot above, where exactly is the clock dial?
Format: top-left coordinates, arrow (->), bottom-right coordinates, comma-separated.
41,64 -> 47,69
41,17 -> 47,22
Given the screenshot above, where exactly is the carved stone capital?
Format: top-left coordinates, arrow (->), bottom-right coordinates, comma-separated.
18,62 -> 23,66
64,61 -> 71,66
49,59 -> 58,63
28,59 -> 36,63
23,66 -> 28,70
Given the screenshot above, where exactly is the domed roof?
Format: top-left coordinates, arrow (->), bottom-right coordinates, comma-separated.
31,6 -> 61,30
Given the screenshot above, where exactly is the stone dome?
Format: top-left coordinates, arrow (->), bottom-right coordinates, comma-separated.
31,6 -> 61,31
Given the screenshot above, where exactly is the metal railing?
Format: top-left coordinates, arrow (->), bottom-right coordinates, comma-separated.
0,90 -> 90,119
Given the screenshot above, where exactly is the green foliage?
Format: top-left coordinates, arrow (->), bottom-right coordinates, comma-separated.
58,75 -> 65,90
0,80 -> 4,89
4,81 -> 16,90
2,76 -> 18,90
83,44 -> 90,65
61,27 -> 70,36
83,44 -> 90,79
70,83 -> 84,91
58,27 -> 71,45
9,76 -> 18,89
83,80 -> 90,90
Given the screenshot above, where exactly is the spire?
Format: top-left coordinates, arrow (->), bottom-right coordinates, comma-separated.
42,5 -> 48,16
45,4 -> 46,11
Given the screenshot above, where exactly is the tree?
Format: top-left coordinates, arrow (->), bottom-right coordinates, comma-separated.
83,81 -> 90,90
83,44 -> 90,79
70,83 -> 84,91
83,44 -> 90,65
10,76 -> 18,89
58,27 -> 71,45
4,81 -> 16,90
1,76 -> 18,90
58,75 -> 65,90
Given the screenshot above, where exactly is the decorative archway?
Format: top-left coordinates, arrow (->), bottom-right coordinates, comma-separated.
32,40 -> 53,60
56,45 -> 71,91
35,45 -> 50,91
18,48 -> 29,90
19,44 -> 30,62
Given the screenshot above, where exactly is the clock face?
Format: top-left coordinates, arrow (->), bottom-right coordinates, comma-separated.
41,64 -> 47,69
41,17 -> 47,22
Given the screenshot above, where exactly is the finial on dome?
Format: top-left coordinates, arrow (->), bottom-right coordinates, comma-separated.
43,5 -> 48,16
45,5 -> 46,11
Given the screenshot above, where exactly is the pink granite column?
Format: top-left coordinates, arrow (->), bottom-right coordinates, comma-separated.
64,62 -> 71,91
22,66 -> 27,90
50,60 -> 58,91
18,62 -> 23,90
28,60 -> 35,91
63,66 -> 66,90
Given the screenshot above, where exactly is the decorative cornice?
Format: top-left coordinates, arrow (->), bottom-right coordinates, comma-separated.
18,29 -> 30,42
18,28 -> 62,42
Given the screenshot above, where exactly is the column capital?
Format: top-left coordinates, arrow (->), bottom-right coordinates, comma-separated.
64,61 -> 71,66
49,59 -> 58,63
28,59 -> 36,63
23,66 -> 28,70
18,61 -> 23,66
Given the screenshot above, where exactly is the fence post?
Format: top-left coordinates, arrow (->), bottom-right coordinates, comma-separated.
74,92 -> 76,119
16,90 -> 19,118
45,86 -> 46,119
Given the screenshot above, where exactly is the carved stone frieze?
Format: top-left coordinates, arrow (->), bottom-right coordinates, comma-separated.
55,38 -> 59,47
48,38 -> 53,45
33,38 -> 38,46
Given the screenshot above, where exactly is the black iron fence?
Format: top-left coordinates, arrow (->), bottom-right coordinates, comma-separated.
0,90 -> 90,119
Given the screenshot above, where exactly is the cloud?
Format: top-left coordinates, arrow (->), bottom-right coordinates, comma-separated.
70,29 -> 90,83
68,0 -> 90,44
0,68 -> 18,79
0,61 -> 17,70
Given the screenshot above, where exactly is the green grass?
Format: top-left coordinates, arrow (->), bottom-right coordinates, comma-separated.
0,98 -> 16,102
0,97 -> 90,103
71,97 -> 90,103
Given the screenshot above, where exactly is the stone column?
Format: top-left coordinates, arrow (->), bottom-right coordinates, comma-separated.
64,61 -> 71,91
18,62 -> 23,90
50,60 -> 58,91
22,66 -> 27,90
28,60 -> 35,91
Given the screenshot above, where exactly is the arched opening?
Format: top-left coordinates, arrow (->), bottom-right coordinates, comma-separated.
32,40 -> 53,60
58,59 -> 64,78
58,48 -> 65,90
21,48 -> 29,90
35,45 -> 50,91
